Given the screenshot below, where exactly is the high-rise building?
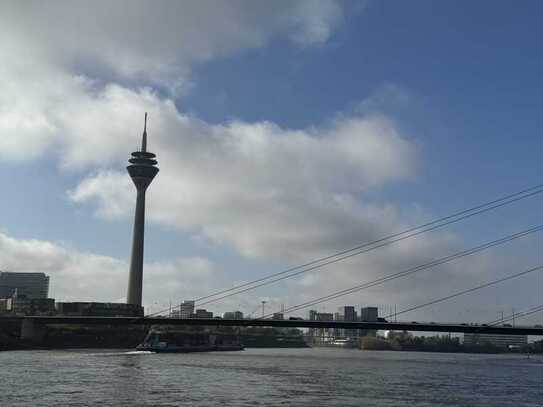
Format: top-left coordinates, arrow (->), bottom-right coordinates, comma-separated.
338,306 -> 357,322
0,272 -> 49,299
179,300 -> 195,318
126,114 -> 159,306
360,307 -> 379,337
337,306 -> 357,338
360,307 -> 378,322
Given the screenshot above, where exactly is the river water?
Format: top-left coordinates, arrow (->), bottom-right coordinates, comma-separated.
1,348 -> 542,406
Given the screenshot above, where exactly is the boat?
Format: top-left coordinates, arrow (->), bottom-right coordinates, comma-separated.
136,329 -> 244,353
329,338 -> 358,348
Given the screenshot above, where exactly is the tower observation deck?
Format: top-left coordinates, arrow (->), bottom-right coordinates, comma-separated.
126,113 -> 159,306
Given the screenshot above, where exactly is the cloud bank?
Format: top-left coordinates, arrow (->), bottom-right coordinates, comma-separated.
0,231 -> 216,309
1,1 -> 538,322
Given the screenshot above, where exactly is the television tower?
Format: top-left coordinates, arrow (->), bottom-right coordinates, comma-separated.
126,113 -> 159,306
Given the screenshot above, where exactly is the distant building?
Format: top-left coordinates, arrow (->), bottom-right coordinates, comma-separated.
338,306 -> 357,321
11,298 -> 55,316
316,312 -> 333,322
360,307 -> 378,322
272,313 -> 284,320
223,311 -> 244,320
179,300 -> 195,318
316,312 -> 334,338
333,311 -> 343,337
463,333 -> 528,349
194,309 -> 213,319
0,298 -> 9,313
7,290 -> 55,316
0,272 -> 49,299
337,306 -> 357,338
55,302 -> 143,317
308,310 -> 318,337
359,307 -> 379,337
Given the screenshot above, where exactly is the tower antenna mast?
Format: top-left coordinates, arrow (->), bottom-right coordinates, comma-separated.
141,112 -> 148,152
126,113 -> 159,308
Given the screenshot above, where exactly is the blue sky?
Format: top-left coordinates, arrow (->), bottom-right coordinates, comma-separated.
1,0 -> 543,322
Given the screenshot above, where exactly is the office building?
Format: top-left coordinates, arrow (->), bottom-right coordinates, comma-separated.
359,307 -> 379,337
316,312 -> 334,338
337,306 -> 357,338
0,298 -> 8,313
338,306 -> 357,321
308,310 -> 318,336
194,309 -> 213,319
223,311 -> 244,320
170,300 -> 195,318
9,297 -> 55,316
317,312 -> 334,322
360,307 -> 378,322
0,271 -> 49,299
55,302 -> 143,317
178,300 -> 195,318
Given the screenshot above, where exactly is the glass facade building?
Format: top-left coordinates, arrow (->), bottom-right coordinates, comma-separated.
0,272 -> 50,299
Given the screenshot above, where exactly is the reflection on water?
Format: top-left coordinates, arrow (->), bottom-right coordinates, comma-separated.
1,348 -> 543,406
115,352 -> 144,406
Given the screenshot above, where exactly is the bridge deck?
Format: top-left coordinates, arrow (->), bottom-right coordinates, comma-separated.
1,316 -> 542,336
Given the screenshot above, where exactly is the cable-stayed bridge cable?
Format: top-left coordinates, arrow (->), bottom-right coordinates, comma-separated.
193,197 -> 543,309
147,183 -> 543,317
195,184 -> 543,304
382,265 -> 543,319
486,305 -> 543,326
261,224 -> 543,318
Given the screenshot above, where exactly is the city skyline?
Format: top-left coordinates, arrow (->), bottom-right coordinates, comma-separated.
1,1 -> 543,323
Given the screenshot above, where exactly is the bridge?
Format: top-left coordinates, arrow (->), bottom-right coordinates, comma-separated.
2,316 -> 542,336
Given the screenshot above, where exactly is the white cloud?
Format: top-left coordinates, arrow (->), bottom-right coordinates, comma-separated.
2,1 -> 540,323
2,225 -> 542,323
288,0 -> 345,46
0,0 -> 345,84
0,52 -> 420,264
0,0 -> 347,161
0,0 -> 471,319
0,231 -> 217,309
64,87 -> 418,261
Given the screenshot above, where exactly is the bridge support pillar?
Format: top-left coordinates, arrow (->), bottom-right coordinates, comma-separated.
20,319 -> 46,344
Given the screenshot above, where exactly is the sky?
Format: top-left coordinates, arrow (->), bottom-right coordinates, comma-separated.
1,0 -> 543,324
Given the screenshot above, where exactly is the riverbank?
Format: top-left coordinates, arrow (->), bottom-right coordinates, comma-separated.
359,334 -> 543,354
0,323 -> 308,351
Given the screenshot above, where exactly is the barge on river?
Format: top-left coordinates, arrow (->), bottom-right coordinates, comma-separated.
136,329 -> 244,353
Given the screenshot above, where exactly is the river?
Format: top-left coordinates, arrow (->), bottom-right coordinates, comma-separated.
1,348 -> 542,406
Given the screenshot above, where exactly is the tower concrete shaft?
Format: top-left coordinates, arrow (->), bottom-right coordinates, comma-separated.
126,113 -> 159,306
